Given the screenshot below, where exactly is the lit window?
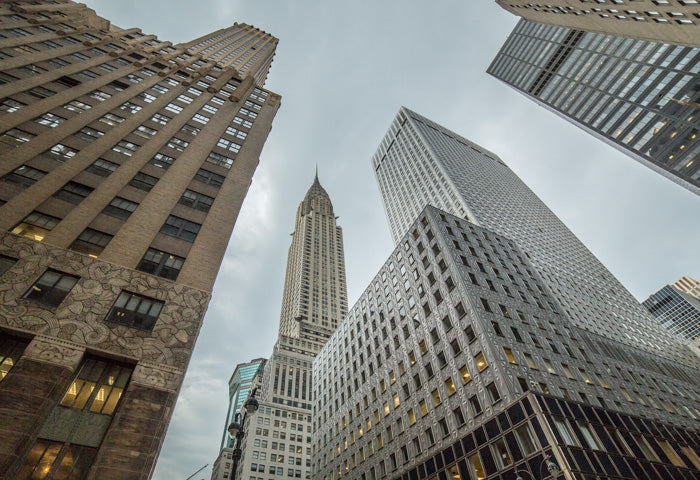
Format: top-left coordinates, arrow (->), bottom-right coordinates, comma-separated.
0,335 -> 27,382
12,211 -> 60,241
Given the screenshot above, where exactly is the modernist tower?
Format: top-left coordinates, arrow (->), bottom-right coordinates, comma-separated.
312,206 -> 700,480
487,19 -> 700,195
231,174 -> 348,480
0,1 -> 280,478
643,280 -> 700,344
495,0 -> 700,47
220,358 -> 267,450
373,107 -> 695,367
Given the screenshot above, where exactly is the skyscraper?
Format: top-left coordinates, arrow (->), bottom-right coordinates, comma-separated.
310,110 -> 700,480
220,358 -> 266,450
487,19 -> 700,195
231,173 -> 348,480
494,0 -> 700,47
312,206 -> 700,480
373,107 -> 695,366
673,275 -> 700,300
643,280 -> 700,344
0,2 -> 280,478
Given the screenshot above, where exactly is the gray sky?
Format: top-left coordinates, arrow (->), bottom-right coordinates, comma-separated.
82,1 -> 700,478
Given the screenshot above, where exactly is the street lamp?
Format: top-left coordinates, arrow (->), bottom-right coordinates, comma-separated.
515,453 -> 560,480
227,387 -> 259,480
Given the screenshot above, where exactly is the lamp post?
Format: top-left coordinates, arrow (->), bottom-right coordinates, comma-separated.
515,452 -> 560,480
227,387 -> 259,480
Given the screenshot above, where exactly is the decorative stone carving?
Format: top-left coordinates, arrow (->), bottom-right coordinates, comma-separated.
23,335 -> 84,371
131,362 -> 184,393
0,232 -> 211,370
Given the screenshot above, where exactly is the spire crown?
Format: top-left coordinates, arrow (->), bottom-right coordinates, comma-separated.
301,168 -> 333,215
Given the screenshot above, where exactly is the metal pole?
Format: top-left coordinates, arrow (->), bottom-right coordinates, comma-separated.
184,463 -> 208,480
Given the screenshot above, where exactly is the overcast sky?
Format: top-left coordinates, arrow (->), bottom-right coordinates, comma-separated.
82,1 -> 700,478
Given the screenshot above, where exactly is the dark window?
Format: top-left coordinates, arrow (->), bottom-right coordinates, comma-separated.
53,181 -> 93,204
105,291 -> 164,331
103,197 -> 137,220
179,189 -> 214,212
128,172 -> 158,191
160,215 -> 201,242
69,228 -> 112,257
23,269 -> 79,307
487,383 -> 501,403
85,158 -> 118,177
0,255 -> 17,276
136,248 -> 184,280
0,335 -> 28,382
194,168 -> 225,187
2,165 -> 46,187
469,395 -> 482,415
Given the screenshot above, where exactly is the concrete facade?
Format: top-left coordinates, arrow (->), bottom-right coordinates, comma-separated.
0,1 -> 280,478
312,206 -> 700,480
496,0 -> 700,48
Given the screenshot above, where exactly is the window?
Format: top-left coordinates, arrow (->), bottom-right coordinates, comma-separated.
0,98 -> 24,113
504,347 -> 517,364
112,140 -> 139,156
16,439 -> 96,480
460,365 -> 471,384
206,152 -> 234,168
2,165 -> 46,187
64,100 -> 91,113
99,113 -> 125,126
553,418 -> 579,447
493,438 -> 512,468
216,137 -> 241,153
467,453 -> 486,480
149,153 -> 175,169
133,125 -> 158,138
103,197 -> 138,220
487,383 -> 501,403
0,255 -> 17,277
129,172 -> 158,191
105,291 -> 164,331
85,158 -> 118,177
166,137 -> 189,151
469,395 -> 482,415
119,101 -> 141,114
0,335 -> 27,382
150,113 -> 170,125
34,112 -> 65,127
192,113 -> 210,124
53,181 -> 93,204
160,215 -> 201,242
475,352 -> 487,371
23,269 -> 79,307
2,128 -> 34,143
12,211 -> 60,241
194,168 -> 225,187
60,355 -> 130,415
180,189 -> 214,212
515,423 -> 537,455
137,249 -> 185,281
69,228 -> 112,258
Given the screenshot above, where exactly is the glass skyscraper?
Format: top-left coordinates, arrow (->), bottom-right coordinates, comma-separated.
487,19 -> 700,195
219,359 -> 266,450
643,283 -> 700,343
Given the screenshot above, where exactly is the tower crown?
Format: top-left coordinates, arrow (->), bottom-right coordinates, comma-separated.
301,170 -> 333,216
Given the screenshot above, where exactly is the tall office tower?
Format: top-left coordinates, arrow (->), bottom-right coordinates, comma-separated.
494,1 -> 700,47
220,358 -> 267,450
373,107 -> 697,368
487,19 -> 700,195
643,281 -> 700,343
312,205 -> 700,480
0,1 -> 281,479
673,275 -> 700,300
231,174 -> 348,480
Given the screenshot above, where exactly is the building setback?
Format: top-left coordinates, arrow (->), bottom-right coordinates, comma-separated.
0,1 -> 280,479
373,107 -> 697,369
487,19 -> 700,195
495,0 -> 700,48
312,206 -> 700,480
231,173 -> 348,480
